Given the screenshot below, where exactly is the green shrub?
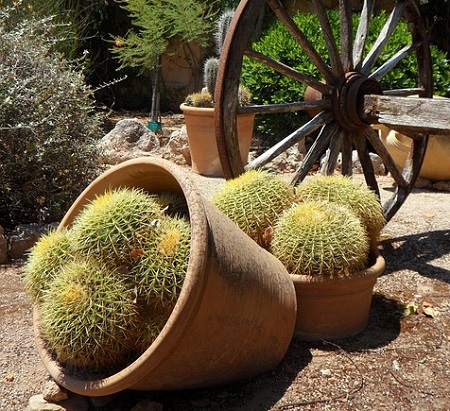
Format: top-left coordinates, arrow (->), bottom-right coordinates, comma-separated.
0,15 -> 106,229
241,10 -> 450,141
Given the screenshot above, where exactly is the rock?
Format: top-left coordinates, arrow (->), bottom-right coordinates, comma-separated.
100,118 -> 161,164
131,399 -> 164,411
414,178 -> 433,189
432,180 -> 450,191
258,143 -> 305,173
162,126 -> 191,166
329,150 -> 386,175
0,225 -> 8,264
28,394 -> 89,411
7,223 -> 54,260
42,380 -> 68,403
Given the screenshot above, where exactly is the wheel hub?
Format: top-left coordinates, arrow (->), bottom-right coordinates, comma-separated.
333,72 -> 383,130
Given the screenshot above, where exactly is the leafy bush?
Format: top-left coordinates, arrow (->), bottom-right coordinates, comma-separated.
0,14 -> 106,230
241,10 -> 450,141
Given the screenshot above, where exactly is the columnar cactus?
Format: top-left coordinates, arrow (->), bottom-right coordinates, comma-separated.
212,170 -> 296,249
214,9 -> 234,55
203,57 -> 219,98
271,201 -> 370,278
295,175 -> 385,252
24,228 -> 75,303
39,259 -> 141,371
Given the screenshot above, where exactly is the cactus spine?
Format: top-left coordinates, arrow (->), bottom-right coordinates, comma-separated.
39,259 -> 141,372
295,175 -> 385,252
212,170 -> 296,249
71,188 -> 163,267
132,215 -> 191,307
24,228 -> 75,303
272,201 -> 369,278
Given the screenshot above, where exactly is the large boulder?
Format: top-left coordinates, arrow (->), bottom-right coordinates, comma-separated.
99,119 -> 160,164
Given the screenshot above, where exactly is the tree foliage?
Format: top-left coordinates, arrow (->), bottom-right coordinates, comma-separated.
112,0 -> 216,71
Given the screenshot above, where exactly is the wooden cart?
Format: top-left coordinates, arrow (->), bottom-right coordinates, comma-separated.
214,0 -> 450,221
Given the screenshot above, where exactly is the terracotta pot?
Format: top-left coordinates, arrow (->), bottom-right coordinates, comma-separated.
380,129 -> 450,182
292,255 -> 385,341
180,103 -> 255,177
33,157 -> 296,396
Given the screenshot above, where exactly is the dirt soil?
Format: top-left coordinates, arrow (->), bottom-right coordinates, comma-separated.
1,114 -> 450,410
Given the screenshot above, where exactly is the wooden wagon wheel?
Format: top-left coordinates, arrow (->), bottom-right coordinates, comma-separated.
215,0 -> 433,222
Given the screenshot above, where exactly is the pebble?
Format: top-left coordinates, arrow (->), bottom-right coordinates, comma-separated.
27,394 -> 89,411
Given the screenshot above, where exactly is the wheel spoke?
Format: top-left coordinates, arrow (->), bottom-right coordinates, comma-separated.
383,133 -> 428,220
353,0 -> 375,70
291,121 -> 339,185
383,88 -> 425,96
369,42 -> 420,81
353,130 -> 380,198
364,127 -> 408,187
247,111 -> 334,170
237,99 -> 331,115
320,128 -> 344,175
245,49 -> 332,95
312,0 -> 344,77
361,0 -> 407,75
340,0 -> 354,71
341,132 -> 354,176
267,0 -> 337,84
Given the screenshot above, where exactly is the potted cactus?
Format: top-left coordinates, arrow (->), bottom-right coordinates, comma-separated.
212,170 -> 296,250
29,157 -> 297,396
180,10 -> 255,177
271,175 -> 386,341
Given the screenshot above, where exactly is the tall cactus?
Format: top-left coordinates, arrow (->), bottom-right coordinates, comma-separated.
214,9 -> 234,55
203,57 -> 219,97
202,9 -> 234,97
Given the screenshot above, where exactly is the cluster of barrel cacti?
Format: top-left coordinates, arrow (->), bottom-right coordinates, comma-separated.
24,187 -> 191,373
213,171 -> 384,278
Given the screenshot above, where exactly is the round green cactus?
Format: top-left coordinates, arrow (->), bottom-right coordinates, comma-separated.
39,258 -> 141,372
71,187 -> 163,267
132,215 -> 191,307
24,228 -> 75,303
272,201 -> 370,278
135,302 -> 175,355
295,175 -> 385,249
212,170 -> 296,249
152,191 -> 189,218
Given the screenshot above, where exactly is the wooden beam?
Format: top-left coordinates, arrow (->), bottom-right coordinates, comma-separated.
363,95 -> 450,136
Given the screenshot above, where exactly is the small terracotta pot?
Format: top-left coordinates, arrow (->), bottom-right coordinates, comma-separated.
180,103 -> 255,177
292,255 -> 385,341
33,157 -> 296,396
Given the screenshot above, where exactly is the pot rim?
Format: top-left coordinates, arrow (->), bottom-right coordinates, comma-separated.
291,254 -> 385,284
34,157 -> 210,396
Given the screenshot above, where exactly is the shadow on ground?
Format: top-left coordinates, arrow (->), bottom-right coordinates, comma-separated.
381,229 -> 450,284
